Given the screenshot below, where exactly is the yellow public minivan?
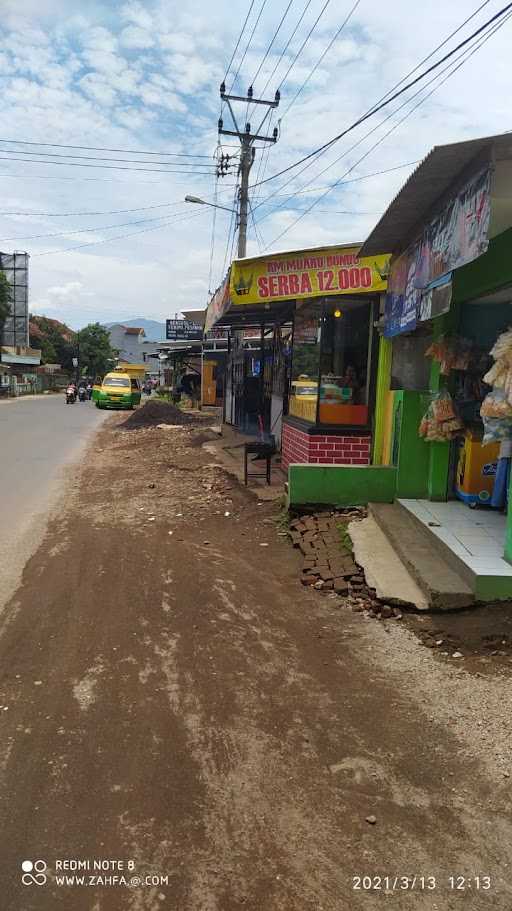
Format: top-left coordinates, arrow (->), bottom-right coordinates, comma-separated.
93,371 -> 142,410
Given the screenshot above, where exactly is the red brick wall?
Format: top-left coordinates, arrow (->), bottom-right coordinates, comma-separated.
282,421 -> 371,471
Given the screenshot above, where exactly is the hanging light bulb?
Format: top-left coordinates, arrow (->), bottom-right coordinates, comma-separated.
334,309 -> 342,318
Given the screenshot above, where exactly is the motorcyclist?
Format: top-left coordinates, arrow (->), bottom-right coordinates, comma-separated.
86,381 -> 93,400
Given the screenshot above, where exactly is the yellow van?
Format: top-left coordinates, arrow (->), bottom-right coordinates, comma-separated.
93,371 -> 141,410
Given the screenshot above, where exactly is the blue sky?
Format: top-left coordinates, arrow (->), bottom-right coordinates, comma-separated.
0,0 -> 510,329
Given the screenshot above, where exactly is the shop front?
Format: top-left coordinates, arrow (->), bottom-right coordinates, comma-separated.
360,130 -> 512,599
205,242 -> 390,464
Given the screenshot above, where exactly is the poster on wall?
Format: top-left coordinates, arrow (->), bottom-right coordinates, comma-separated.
384,167 -> 491,336
383,248 -> 419,337
230,244 -> 390,305
415,167 -> 491,287
417,274 -> 453,322
204,272 -> 231,332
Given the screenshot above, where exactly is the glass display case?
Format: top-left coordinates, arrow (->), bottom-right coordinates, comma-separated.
288,297 -> 374,426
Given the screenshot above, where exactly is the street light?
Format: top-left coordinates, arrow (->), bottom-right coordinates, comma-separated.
184,195 -> 236,214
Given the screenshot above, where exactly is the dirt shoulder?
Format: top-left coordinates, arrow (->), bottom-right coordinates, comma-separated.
0,413 -> 511,910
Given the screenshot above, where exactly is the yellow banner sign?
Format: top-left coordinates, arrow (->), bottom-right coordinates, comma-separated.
230,245 -> 390,305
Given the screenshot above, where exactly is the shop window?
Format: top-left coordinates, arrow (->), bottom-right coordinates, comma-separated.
289,298 -> 373,425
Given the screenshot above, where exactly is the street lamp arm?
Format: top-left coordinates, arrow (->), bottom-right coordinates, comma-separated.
184,195 -> 236,214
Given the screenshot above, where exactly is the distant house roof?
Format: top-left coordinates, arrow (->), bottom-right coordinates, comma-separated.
123,326 -> 145,335
360,131 -> 512,257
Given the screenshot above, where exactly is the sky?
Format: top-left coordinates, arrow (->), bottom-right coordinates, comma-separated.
0,0 -> 510,330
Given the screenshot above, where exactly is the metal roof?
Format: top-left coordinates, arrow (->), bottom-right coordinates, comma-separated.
360,132 -> 512,257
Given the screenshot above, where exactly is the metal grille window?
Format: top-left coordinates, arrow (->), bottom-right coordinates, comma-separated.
0,252 -> 29,348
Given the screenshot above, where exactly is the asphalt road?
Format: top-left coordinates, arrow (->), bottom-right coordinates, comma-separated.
0,394 -> 108,611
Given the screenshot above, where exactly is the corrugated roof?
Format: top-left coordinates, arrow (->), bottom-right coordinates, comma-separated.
360,131 -> 512,257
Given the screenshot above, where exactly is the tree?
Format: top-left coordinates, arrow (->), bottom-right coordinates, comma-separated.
0,270 -> 12,344
77,323 -> 116,378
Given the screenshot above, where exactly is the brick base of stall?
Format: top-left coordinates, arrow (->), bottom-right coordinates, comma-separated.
281,421 -> 371,471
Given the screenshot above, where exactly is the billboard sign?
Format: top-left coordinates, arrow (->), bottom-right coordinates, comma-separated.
166,319 -> 203,341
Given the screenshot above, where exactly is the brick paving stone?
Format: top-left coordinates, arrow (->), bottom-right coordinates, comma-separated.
333,578 -> 349,594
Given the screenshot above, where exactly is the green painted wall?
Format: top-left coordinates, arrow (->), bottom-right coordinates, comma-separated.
287,464 -> 397,507
393,391 -> 431,498
453,227 -> 512,303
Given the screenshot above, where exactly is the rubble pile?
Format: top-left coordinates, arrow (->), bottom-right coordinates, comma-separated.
120,400 -> 204,430
289,509 -> 403,621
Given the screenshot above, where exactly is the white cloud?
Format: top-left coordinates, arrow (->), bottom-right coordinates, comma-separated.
121,0 -> 154,31
119,25 -> 154,50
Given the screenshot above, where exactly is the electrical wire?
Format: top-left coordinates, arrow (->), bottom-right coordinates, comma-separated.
0,201 -> 185,217
253,0 -> 512,187
229,0 -> 270,91
32,210 -> 206,257
249,198 -> 265,251
224,0 -> 257,82
221,182 -> 240,277
258,0 -> 315,98
281,0 -> 362,119
250,0 -> 296,89
0,147 -> 215,168
263,7 -> 512,249
208,164 -> 220,295
0,210 -> 192,242
363,0 -> 493,117
0,156 -> 215,176
277,0 -> 332,90
0,138 -> 210,158
257,5 -> 512,219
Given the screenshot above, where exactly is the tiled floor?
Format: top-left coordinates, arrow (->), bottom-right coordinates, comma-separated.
399,498 -> 512,578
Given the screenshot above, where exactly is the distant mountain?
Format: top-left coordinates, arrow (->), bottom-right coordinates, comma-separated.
104,318 -> 167,341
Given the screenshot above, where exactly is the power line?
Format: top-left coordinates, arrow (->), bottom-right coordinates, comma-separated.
224,0 -> 257,82
252,155 -> 419,214
281,0 -> 362,119
364,0 -> 493,117
221,181 -> 240,278
0,210 -> 192,242
0,137 -> 211,158
250,0 -> 296,89
254,0 -> 512,187
229,0 -> 270,91
32,210 -> 206,258
263,8 -> 512,249
265,5 -> 512,217
258,0 -> 315,98
277,0 -> 332,90
0,201 -> 185,217
0,156 -> 215,176
0,147 -> 215,168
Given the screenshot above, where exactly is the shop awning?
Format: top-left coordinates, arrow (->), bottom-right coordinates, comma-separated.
361,131 -> 512,257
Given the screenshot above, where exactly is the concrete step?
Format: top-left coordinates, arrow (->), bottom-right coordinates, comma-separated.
349,516 -> 429,610
369,502 -> 474,610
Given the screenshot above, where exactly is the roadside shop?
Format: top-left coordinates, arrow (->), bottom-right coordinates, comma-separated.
360,130 -> 512,599
205,242 -> 390,462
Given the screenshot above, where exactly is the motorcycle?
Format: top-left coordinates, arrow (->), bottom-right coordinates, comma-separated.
78,386 -> 87,402
66,386 -> 76,404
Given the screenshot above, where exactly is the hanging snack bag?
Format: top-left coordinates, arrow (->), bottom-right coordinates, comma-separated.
431,389 -> 456,423
481,390 -> 512,419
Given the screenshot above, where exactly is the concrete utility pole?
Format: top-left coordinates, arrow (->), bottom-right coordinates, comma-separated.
218,84 -> 280,259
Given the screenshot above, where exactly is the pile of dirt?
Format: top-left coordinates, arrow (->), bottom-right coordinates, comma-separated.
120,400 -> 202,430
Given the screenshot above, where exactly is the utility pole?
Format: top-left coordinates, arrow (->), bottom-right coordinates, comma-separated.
218,83 -> 280,258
